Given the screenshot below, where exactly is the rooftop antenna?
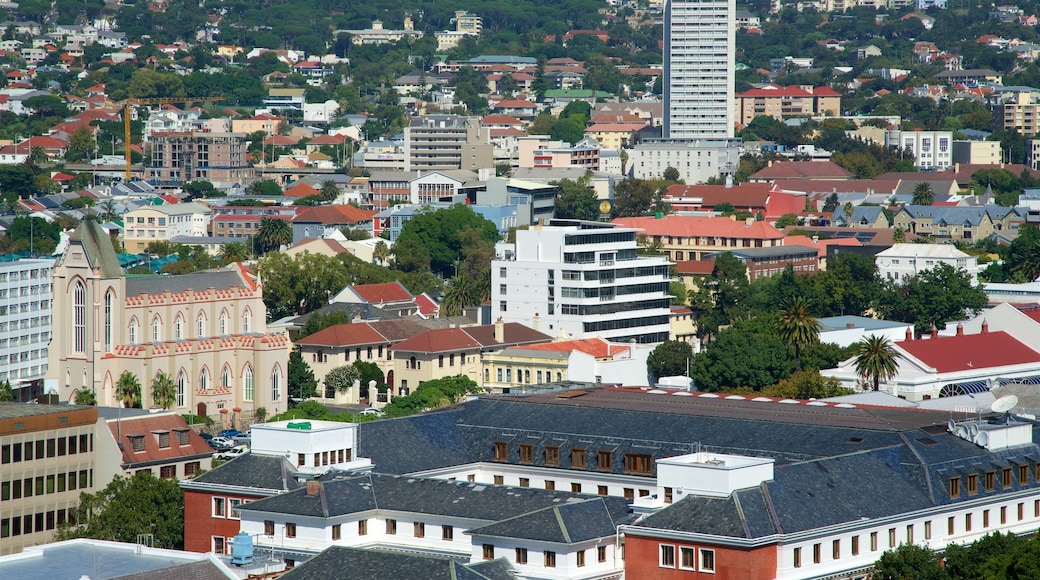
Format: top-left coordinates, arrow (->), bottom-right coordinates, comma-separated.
991,394 -> 1019,425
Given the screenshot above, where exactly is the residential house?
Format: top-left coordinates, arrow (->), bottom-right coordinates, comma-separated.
481,337 -> 651,391
662,183 -> 805,221
817,315 -> 913,347
122,201 -> 211,252
892,205 -> 1021,241
612,215 -> 786,262
96,411 -> 213,486
733,85 -> 842,128
331,282 -> 420,317
291,204 -> 377,243
875,243 -> 983,284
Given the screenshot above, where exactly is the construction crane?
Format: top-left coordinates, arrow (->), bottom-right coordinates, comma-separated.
119,97 -> 224,183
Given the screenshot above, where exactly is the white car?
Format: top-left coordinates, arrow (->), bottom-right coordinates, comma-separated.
358,408 -> 384,417
213,445 -> 249,461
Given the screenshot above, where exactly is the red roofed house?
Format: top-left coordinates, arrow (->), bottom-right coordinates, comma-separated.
734,85 -> 842,128
662,182 -> 805,220
282,182 -> 318,198
291,204 -> 377,243
491,99 -> 539,120
390,319 -> 551,394
481,336 -> 652,392
97,412 -> 213,486
331,281 -> 418,316
822,320 -> 1040,400
748,161 -> 853,182
612,215 -> 786,262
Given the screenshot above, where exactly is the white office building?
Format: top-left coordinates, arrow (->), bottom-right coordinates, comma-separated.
875,243 -> 982,285
491,220 -> 672,344
663,0 -> 736,139
627,137 -> 741,184
885,129 -> 954,170
0,258 -> 54,399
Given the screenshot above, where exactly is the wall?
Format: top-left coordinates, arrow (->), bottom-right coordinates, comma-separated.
625,535 -> 777,580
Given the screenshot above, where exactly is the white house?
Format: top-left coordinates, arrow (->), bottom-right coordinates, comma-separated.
885,129 -> 954,170
818,315 -> 914,347
875,243 -> 982,285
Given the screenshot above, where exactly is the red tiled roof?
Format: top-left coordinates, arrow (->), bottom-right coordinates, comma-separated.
351,281 -> 413,305
296,322 -> 389,347
307,134 -> 346,145
783,235 -> 861,257
664,183 -> 775,208
736,86 -> 840,98
749,161 -> 853,180
263,135 -> 299,146
480,115 -> 524,126
1017,306 -> 1040,324
415,293 -> 439,317
675,259 -> 716,275
897,331 -> 1040,373
108,414 -> 213,467
518,338 -> 630,359
612,215 -> 785,240
290,237 -> 353,254
586,123 -> 648,132
293,204 -> 377,225
391,327 -> 482,353
283,182 -> 318,197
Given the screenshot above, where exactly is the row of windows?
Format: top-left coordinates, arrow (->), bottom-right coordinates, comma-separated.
583,315 -> 670,333
660,544 -> 716,573
490,367 -> 564,385
1,470 -> 93,501
1,434 -> 93,464
792,501 -> 1040,568
483,543 -> 606,568
125,308 -> 251,346
312,345 -> 384,364
1,508 -> 75,538
298,449 -> 352,468
493,442 -> 654,475
212,496 -> 245,519
949,464 -> 1037,498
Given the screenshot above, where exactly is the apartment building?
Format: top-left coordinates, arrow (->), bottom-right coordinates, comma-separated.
664,0 -> 736,138
492,220 -> 672,344
734,85 -> 842,127
0,403 -> 98,555
145,132 -> 254,186
612,215 -> 786,261
122,202 -> 212,252
209,204 -> 301,239
404,115 -> 492,172
1002,90 -> 1040,135
885,129 -> 954,170
0,258 -> 54,400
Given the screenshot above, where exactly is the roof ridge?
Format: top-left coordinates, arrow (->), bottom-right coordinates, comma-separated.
732,492 -> 753,539
759,480 -> 783,535
897,431 -> 937,506
554,505 -> 571,544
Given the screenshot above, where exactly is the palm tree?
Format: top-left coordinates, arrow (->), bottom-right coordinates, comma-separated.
220,241 -> 251,264
116,371 -> 142,408
777,297 -> 822,371
0,379 -> 13,402
256,217 -> 293,254
842,202 -> 854,225
441,274 -> 475,317
319,180 -> 340,202
73,389 -> 97,406
151,372 -> 176,410
912,182 -> 934,206
853,335 -> 901,392
373,240 -> 389,265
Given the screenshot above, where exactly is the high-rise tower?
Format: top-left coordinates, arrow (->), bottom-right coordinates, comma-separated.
663,0 -> 736,139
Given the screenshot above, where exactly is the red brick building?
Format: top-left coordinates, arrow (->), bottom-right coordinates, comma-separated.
662,182 -> 805,221
624,535 -> 778,580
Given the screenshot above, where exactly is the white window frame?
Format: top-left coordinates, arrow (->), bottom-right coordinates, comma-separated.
228,498 -> 242,520
659,544 -> 676,568
212,497 -> 226,518
699,548 -> 716,573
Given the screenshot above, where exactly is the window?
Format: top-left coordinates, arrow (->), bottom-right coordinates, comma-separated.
888,528 -> 895,548
358,519 -> 367,536
1003,468 -> 1013,488
545,446 -> 560,466
571,448 -> 586,468
442,525 -> 453,541
1021,465 -> 1030,485
104,290 -> 113,352
833,539 -> 840,559
213,536 -> 226,554
967,474 -> 977,494
545,480 -> 555,490
870,532 -> 878,551
983,510 -> 990,528
199,368 -> 209,392
598,546 -> 607,563
176,371 -> 186,407
700,549 -> 715,572
1001,506 -> 1007,525
907,524 -> 914,543
949,477 -> 960,498
852,535 -> 860,556
482,544 -> 494,560
577,550 -> 586,567
159,465 -> 175,479
73,281 -> 85,352
494,475 -> 504,485
680,546 -> 695,570
965,513 -> 972,532
793,547 -> 802,568
660,544 -> 676,568
242,310 -> 251,334
212,497 -> 226,517
386,519 -> 396,535
925,520 -> 932,540
221,365 -> 231,390
414,522 -> 425,538
271,367 -> 281,401
624,453 -> 652,474
152,315 -> 161,342
948,516 -> 955,535
813,543 -> 821,564
519,478 -> 529,488
243,366 -> 254,401
985,471 -> 995,491
494,441 -> 508,460
228,498 -> 242,519
219,310 -> 229,335
197,313 -> 206,337
664,487 -> 673,504
519,443 -> 533,464
286,522 -> 296,538
544,551 -> 556,568
571,482 -> 581,493
515,547 -> 527,564
332,524 -> 341,541
174,314 -> 183,340
598,485 -> 608,496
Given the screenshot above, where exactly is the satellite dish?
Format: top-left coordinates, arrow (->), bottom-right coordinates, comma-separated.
992,395 -> 1019,414
975,431 -> 990,447
968,423 -> 979,438
948,419 -> 957,433
957,426 -> 969,439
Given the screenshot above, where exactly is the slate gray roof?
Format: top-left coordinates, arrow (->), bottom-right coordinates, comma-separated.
189,454 -> 304,493
239,472 -> 633,526
112,560 -> 234,580
65,220 -> 122,277
832,205 -> 887,227
466,498 -> 620,544
898,204 -> 1015,226
278,547 -> 514,580
126,269 -> 247,296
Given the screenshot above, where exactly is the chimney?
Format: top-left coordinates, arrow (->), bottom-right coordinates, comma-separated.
812,235 -> 819,243
725,174 -> 733,188
956,323 -> 964,336
306,481 -> 320,496
905,327 -> 913,341
495,317 -> 504,343
532,312 -> 541,332
954,162 -> 960,174
981,319 -> 989,334
929,322 -> 938,338
745,217 -> 754,227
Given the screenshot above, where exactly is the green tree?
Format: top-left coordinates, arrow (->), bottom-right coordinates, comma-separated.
288,346 -> 318,399
822,193 -> 839,213
775,213 -> 799,228
853,335 -> 900,392
911,182 -> 934,205
554,173 -> 600,221
116,371 -> 142,408
663,167 -> 681,182
319,180 -> 340,202
65,126 -> 96,162
254,407 -> 268,423
763,370 -> 852,399
247,179 -> 282,197
647,340 -> 694,380
74,389 -> 97,406
441,273 -> 481,317
151,371 -> 176,410
871,542 -> 946,580
879,263 -> 987,333
549,115 -> 586,144
690,326 -> 796,392
297,311 -> 351,340
256,216 -> 293,254
382,375 -> 481,418
352,360 -> 385,400
55,472 -> 184,549
259,251 -> 350,318
1007,224 -> 1040,283
394,204 -> 499,277
0,379 -> 12,402
777,297 -> 821,371
612,178 -> 665,218
323,365 -> 360,397
182,180 -> 220,200
373,240 -> 389,265
219,242 -> 251,264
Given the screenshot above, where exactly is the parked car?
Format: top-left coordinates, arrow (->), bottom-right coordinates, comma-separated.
209,436 -> 234,450
232,432 -> 251,446
213,445 -> 248,461
358,408 -> 384,418
218,429 -> 241,439
198,432 -> 214,442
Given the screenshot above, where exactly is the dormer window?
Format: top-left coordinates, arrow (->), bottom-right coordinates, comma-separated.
128,434 -> 145,452
153,430 -> 170,449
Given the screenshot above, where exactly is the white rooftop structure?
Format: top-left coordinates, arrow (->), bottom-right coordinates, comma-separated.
875,243 -> 982,285
250,419 -> 372,474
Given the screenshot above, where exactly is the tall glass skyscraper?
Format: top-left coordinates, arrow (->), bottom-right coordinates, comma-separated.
663,0 -> 736,139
